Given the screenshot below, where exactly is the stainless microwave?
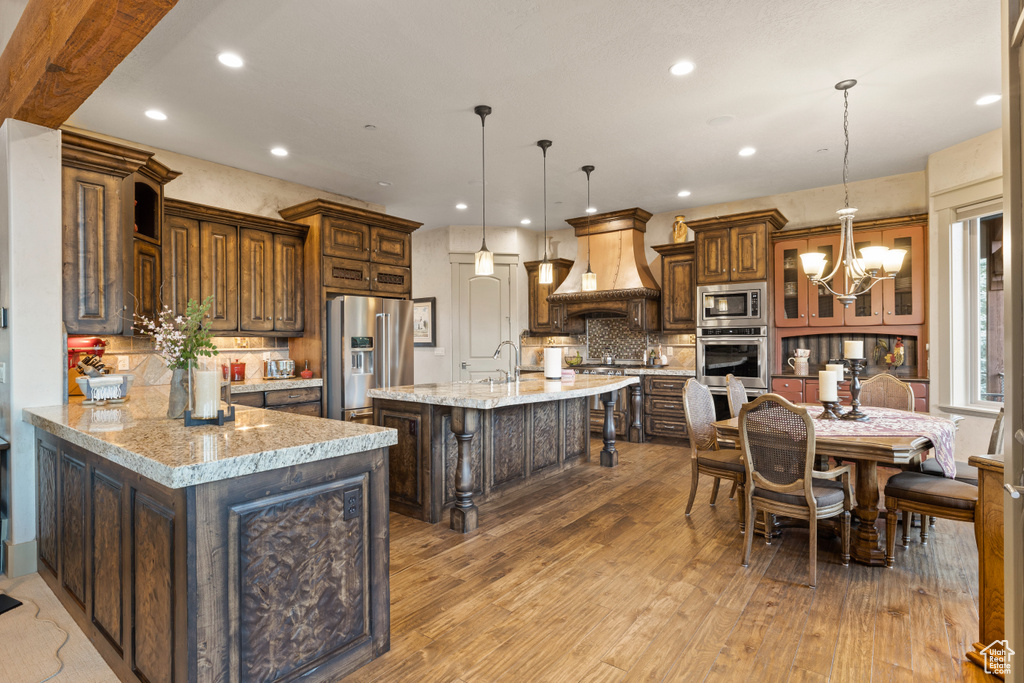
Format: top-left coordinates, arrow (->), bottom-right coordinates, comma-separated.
697,282 -> 768,328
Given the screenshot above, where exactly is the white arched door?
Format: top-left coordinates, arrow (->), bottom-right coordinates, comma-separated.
451,256 -> 517,381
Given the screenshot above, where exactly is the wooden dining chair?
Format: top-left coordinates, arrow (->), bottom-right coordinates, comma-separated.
883,471 -> 978,566
918,407 -> 1004,486
682,379 -> 746,531
739,394 -> 852,588
724,374 -> 747,498
859,373 -> 915,411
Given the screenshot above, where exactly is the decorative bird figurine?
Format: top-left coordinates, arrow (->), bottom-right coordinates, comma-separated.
890,337 -> 906,368
872,339 -> 889,365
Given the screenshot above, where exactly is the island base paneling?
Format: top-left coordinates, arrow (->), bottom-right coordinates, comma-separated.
35,430 -> 389,683
374,397 -> 589,524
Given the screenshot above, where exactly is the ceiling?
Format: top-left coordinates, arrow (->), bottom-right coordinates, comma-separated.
67,0 -> 1001,231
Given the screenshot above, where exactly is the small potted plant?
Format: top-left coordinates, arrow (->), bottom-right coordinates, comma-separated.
135,296 -> 219,418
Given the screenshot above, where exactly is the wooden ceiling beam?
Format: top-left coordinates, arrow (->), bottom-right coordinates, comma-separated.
0,0 -> 177,129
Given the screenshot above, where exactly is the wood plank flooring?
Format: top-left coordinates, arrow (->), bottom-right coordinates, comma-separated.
346,438 -> 990,682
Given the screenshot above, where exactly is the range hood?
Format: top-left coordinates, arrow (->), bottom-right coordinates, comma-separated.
548,207 -> 661,330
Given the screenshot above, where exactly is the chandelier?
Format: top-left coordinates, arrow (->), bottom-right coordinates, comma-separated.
799,80 -> 905,306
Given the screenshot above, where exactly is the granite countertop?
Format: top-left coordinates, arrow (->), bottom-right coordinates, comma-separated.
24,386 -> 395,489
229,376 -> 323,394
367,374 -> 639,409
518,364 -> 695,377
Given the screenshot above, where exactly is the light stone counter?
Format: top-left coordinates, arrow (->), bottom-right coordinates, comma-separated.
366,374 -> 638,410
518,364 -> 695,377
24,385 -> 395,489
228,376 -> 323,394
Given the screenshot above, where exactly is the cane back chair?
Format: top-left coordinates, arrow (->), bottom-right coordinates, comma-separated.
739,394 -> 852,587
682,379 -> 746,531
859,373 -> 915,411
724,374 -> 748,497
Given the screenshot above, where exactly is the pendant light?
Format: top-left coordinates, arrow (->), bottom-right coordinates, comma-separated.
474,105 -> 494,275
536,139 -> 554,284
581,165 -> 597,292
798,80 -> 905,306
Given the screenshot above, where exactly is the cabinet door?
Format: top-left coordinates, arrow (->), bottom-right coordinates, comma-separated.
730,222 -> 767,280
323,217 -> 370,260
774,239 -> 807,327
807,234 -> 845,326
844,230 -> 883,326
370,226 -> 410,267
527,267 -> 554,334
200,222 -> 239,331
162,215 -> 200,319
882,225 -> 925,325
62,167 -> 125,334
662,254 -> 695,331
239,228 -> 275,332
133,239 -> 161,323
370,263 -> 411,296
274,233 -> 305,333
695,228 -> 731,284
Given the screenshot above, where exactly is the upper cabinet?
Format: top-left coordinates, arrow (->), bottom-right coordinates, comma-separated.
525,259 -> 574,335
770,215 -> 927,330
690,209 -> 787,285
164,200 -> 308,336
651,242 -> 696,332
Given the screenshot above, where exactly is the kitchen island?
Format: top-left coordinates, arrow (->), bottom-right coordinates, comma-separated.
368,374 -> 639,532
24,387 -> 396,683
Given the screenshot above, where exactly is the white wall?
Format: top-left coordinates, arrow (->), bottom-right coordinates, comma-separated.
0,0 -> 28,54
0,120 -> 64,576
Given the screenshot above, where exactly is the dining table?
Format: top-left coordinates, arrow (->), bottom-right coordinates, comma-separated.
713,404 -> 959,566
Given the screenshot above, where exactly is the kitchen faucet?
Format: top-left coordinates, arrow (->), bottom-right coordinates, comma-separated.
492,340 -> 520,383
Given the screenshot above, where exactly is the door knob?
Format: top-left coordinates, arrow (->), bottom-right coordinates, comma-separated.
461,362 -> 471,369
1004,483 -> 1023,499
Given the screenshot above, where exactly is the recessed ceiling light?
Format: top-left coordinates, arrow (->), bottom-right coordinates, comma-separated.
739,147 -> 756,157
377,181 -> 392,187
817,148 -> 829,153
520,218 -> 531,225
145,109 -> 167,121
707,115 -> 736,127
270,147 -> 288,157
217,52 -> 244,68
976,94 -> 1001,106
455,203 -> 468,210
677,190 -> 691,198
586,207 -> 597,214
669,61 -> 695,76
364,124 -> 377,130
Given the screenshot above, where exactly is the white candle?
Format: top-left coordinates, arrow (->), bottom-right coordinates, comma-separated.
819,371 -> 838,402
194,369 -> 220,418
843,341 -> 864,359
825,363 -> 847,380
544,347 -> 562,379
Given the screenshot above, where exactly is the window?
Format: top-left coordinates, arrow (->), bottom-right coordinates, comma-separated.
953,205 -> 1004,407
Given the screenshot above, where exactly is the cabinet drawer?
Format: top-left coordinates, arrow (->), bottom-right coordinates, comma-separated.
771,377 -> 804,393
774,390 -> 804,404
324,257 -> 370,290
646,377 -> 687,396
268,401 -> 322,417
324,217 -> 370,259
370,263 -> 411,295
590,410 -> 626,437
908,382 -> 928,399
232,392 -> 264,408
645,416 -> 688,438
265,387 -> 322,406
644,395 -> 685,416
914,397 -> 928,413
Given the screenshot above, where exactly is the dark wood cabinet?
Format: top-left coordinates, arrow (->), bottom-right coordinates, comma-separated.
643,376 -> 689,440
274,233 -> 305,333
690,210 -> 787,286
199,221 -> 239,332
524,258 -> 574,335
371,225 -> 411,267
161,214 -> 200,320
652,242 -> 695,332
239,228 -> 275,332
323,216 -> 371,259
133,239 -> 161,323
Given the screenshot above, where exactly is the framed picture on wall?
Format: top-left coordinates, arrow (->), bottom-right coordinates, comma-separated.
413,297 -> 436,347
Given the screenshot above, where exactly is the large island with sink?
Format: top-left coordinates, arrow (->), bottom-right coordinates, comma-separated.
368,374 -> 639,532
24,387 -> 396,683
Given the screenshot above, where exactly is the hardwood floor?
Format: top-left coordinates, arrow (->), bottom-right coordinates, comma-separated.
347,438 -> 988,683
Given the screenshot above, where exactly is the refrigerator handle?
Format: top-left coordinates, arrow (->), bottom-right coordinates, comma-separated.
375,312 -> 391,388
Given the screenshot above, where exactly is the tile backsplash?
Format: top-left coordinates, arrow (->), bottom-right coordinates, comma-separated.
83,336 -> 293,387
586,318 -> 646,360
519,319 -> 696,369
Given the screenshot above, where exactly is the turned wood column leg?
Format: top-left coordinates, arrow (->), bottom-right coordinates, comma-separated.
449,407 -> 480,533
629,385 -> 643,443
600,391 -> 618,467
850,461 -> 886,565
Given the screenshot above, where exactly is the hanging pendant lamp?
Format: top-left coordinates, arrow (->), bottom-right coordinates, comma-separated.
474,105 -> 494,275
581,165 -> 597,292
537,139 -> 554,284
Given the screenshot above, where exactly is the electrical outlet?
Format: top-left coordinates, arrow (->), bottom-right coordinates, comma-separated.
117,355 -> 130,371
434,347 -> 445,356
0,362 -> 7,384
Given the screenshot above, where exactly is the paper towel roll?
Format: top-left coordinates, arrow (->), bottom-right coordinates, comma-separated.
544,347 -> 563,379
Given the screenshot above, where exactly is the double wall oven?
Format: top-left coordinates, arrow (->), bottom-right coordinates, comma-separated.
696,282 -> 769,417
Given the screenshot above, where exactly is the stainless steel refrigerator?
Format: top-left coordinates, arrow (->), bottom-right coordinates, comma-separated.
326,296 -> 414,423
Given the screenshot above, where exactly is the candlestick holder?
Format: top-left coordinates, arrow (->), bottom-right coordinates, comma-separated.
818,400 -> 844,419
840,358 -> 869,421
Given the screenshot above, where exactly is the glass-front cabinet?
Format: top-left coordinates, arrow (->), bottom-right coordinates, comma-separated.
882,226 -> 925,325
843,230 -> 883,327
773,239 -> 807,327
806,234 -> 844,326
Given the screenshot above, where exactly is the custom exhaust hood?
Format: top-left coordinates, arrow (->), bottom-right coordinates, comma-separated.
548,207 -> 661,331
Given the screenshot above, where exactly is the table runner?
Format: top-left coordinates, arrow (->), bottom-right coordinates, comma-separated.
805,405 -> 957,477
